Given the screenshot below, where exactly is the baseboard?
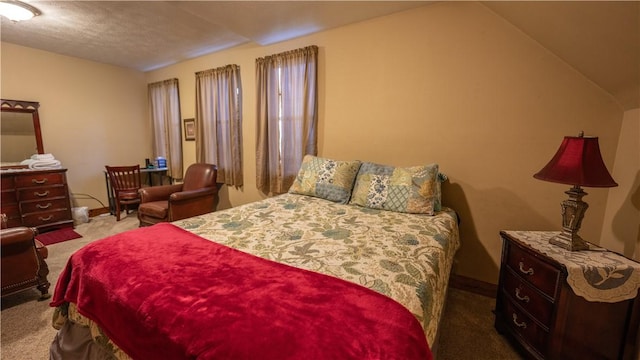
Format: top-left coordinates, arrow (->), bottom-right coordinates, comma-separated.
89,207 -> 110,217
449,274 -> 498,298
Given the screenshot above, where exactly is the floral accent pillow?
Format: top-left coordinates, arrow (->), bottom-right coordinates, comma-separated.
289,155 -> 362,204
350,162 -> 441,215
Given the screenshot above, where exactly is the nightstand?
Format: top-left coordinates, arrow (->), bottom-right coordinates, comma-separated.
494,230 -> 640,360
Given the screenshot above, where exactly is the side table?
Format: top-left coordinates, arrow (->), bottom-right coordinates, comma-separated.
494,230 -> 640,359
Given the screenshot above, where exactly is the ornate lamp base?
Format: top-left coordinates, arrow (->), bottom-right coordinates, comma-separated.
549,231 -> 589,251
549,185 -> 590,251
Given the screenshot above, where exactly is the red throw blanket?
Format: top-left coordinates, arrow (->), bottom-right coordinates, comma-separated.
51,223 -> 431,360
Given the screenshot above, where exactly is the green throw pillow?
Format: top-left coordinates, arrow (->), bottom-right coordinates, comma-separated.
349,162 -> 441,215
289,155 -> 362,204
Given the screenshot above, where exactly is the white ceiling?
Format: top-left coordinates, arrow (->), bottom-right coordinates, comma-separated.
1,1 -> 638,110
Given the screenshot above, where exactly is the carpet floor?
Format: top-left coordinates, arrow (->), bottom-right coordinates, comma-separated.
1,212 -> 522,359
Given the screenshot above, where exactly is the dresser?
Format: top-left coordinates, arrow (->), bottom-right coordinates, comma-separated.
1,169 -> 74,232
495,230 -> 640,360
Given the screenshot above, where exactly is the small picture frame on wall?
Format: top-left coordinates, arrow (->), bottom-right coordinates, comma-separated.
183,118 -> 195,141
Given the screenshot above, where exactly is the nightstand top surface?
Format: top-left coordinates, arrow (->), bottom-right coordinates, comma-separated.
502,230 -> 640,303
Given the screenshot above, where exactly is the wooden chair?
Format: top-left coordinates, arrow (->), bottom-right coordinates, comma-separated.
137,163 -> 218,227
105,165 -> 142,221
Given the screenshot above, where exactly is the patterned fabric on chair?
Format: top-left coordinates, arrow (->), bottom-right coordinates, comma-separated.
137,163 -> 218,227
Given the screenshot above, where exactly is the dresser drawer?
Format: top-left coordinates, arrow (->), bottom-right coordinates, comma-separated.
20,198 -> 70,215
17,185 -> 68,201
1,203 -> 22,227
22,209 -> 71,227
1,189 -> 17,204
506,242 -> 561,298
503,268 -> 554,326
1,169 -> 73,232
1,176 -> 15,189
501,298 -> 548,356
15,172 -> 65,188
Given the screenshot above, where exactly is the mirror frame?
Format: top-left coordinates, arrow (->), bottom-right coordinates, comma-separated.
1,99 -> 44,155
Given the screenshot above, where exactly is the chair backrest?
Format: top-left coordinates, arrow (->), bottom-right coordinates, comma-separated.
182,163 -> 217,191
105,165 -> 142,194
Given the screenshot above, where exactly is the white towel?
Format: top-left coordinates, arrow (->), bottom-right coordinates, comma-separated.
29,160 -> 61,169
31,153 -> 55,161
20,159 -> 62,169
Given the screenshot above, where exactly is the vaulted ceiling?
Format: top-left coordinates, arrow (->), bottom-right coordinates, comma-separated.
1,1 -> 638,110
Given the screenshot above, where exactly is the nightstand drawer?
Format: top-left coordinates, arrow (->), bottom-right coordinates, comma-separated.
506,241 -> 560,298
502,299 -> 548,356
503,268 -> 554,326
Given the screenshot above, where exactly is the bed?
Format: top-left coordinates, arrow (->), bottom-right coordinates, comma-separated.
49,156 -> 460,360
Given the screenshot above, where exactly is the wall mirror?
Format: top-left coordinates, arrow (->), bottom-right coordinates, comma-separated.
1,99 -> 44,165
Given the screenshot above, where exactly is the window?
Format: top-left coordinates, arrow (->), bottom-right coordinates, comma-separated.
195,65 -> 243,187
148,78 -> 182,179
256,45 -> 318,195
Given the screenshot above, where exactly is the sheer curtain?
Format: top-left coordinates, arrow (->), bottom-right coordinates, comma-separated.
148,78 -> 183,179
256,45 -> 318,195
195,65 -> 243,187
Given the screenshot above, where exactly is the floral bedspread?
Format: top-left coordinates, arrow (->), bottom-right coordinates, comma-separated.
174,193 -> 460,344
52,193 -> 459,357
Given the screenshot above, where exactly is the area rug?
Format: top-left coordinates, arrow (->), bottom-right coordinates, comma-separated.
35,227 -> 83,246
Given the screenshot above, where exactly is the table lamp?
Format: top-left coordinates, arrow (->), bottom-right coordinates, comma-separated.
533,131 -> 618,251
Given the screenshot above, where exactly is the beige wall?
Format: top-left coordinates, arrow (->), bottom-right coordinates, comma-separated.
147,2 -> 624,283
1,42 -> 150,211
2,2 -> 630,284
600,108 -> 640,260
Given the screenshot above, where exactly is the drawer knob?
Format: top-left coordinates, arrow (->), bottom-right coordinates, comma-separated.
515,287 -> 530,303
34,191 -> 50,197
512,313 -> 527,329
36,203 -> 52,209
32,178 -> 48,184
518,261 -> 534,275
38,215 -> 54,222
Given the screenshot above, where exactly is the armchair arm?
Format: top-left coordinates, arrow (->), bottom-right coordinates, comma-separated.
169,187 -> 217,202
139,184 -> 184,203
168,187 -> 218,221
1,227 -> 38,249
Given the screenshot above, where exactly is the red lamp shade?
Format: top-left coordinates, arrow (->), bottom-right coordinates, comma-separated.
534,135 -> 618,188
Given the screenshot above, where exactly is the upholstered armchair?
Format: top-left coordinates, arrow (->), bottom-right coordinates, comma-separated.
1,226 -> 51,300
137,163 -> 218,227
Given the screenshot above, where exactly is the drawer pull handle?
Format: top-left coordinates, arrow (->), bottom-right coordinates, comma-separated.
36,203 -> 52,209
32,178 -> 48,184
512,313 -> 527,329
518,261 -> 534,275
515,287 -> 530,303
34,191 -> 50,197
38,215 -> 54,222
